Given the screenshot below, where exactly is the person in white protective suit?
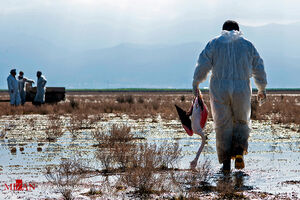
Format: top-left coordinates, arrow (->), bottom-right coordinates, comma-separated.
192,20 -> 267,171
7,69 -> 21,106
34,71 -> 47,105
18,71 -> 35,105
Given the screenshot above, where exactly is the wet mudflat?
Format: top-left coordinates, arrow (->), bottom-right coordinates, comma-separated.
0,112 -> 299,199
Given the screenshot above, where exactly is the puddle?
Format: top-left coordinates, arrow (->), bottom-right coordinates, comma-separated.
0,114 -> 299,199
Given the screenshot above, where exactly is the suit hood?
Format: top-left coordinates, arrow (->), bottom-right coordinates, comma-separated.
219,30 -> 243,43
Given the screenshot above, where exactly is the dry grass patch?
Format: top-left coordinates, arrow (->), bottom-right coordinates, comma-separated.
174,158 -> 213,194
251,95 -> 300,124
121,143 -> 165,196
45,159 -> 87,200
93,124 -> 136,173
45,115 -> 64,142
93,124 -> 134,147
1,93 -> 298,124
92,123 -> 183,197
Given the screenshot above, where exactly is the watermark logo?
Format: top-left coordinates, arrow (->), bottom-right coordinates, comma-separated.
4,179 -> 36,191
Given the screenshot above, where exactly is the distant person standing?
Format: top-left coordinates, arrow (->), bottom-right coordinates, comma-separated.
7,69 -> 21,106
18,71 -> 35,105
34,71 -> 47,105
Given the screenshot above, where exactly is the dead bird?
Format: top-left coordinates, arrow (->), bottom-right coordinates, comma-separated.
175,93 -> 208,169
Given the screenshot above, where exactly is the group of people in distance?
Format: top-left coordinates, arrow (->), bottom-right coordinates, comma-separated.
7,69 -> 47,106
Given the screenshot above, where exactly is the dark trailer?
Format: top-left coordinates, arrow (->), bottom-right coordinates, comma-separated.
26,87 -> 65,103
0,87 -> 65,104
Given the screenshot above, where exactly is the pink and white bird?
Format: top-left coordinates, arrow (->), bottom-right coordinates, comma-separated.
175,93 -> 208,169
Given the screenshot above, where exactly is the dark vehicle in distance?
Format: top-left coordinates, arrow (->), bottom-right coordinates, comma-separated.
25,83 -> 65,103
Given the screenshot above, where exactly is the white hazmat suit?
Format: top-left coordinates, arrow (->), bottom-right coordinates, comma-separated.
7,74 -> 21,106
18,76 -> 34,105
193,30 -> 267,163
34,75 -> 47,104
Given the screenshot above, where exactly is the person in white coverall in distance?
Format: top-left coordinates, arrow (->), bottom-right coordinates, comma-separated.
18,71 -> 35,105
7,69 -> 21,106
192,20 -> 267,171
34,71 -> 47,106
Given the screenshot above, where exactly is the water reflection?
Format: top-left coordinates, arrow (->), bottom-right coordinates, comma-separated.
232,171 -> 253,191
214,171 -> 253,193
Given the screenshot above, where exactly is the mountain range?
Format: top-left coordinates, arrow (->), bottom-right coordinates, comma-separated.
0,21 -> 299,89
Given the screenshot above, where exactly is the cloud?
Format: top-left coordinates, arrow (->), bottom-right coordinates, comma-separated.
1,0 -> 300,49
1,0 -> 300,25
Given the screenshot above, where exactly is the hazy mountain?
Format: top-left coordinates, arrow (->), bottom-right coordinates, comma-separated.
0,21 -> 299,89
63,43 -> 202,88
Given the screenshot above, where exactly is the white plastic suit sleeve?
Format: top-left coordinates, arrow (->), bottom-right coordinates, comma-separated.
251,45 -> 267,91
42,76 -> 47,87
25,78 -> 35,83
192,42 -> 213,96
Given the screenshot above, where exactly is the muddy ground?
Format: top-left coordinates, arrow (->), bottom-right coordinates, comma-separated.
0,93 -> 299,199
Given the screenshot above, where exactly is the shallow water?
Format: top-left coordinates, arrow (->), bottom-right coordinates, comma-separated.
0,114 -> 299,199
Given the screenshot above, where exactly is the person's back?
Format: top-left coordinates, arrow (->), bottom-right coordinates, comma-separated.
193,20 -> 267,171
210,32 -> 257,81
37,75 -> 47,90
193,30 -> 266,91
